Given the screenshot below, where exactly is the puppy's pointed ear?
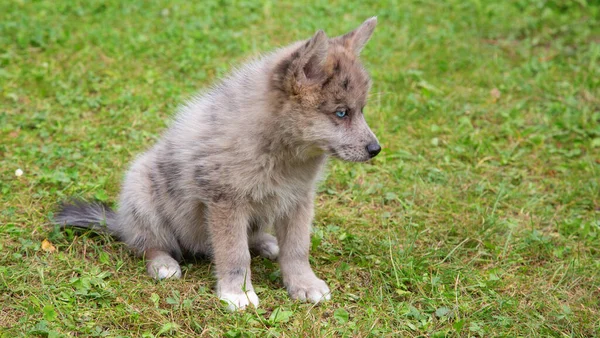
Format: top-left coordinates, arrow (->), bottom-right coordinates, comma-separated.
335,16 -> 377,55
298,30 -> 329,82
273,30 -> 329,94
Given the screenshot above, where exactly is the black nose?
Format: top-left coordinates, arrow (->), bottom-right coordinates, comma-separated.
366,143 -> 381,158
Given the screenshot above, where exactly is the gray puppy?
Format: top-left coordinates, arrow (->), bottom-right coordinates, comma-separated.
56,17 -> 380,310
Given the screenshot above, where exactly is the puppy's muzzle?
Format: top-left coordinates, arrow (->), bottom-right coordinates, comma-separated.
366,143 -> 381,158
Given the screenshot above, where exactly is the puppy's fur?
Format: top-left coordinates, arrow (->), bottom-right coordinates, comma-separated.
56,18 -> 380,310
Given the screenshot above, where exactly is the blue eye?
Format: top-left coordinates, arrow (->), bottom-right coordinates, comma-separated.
335,110 -> 347,118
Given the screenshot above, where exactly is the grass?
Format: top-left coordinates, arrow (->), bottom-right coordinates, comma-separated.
1,0 -> 599,336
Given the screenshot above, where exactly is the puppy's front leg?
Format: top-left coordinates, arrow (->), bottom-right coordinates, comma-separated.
276,197 -> 331,303
208,201 -> 258,311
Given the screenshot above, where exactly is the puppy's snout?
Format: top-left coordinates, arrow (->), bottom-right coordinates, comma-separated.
366,143 -> 381,158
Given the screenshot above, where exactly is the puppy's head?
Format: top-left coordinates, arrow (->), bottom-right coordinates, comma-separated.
271,17 -> 380,162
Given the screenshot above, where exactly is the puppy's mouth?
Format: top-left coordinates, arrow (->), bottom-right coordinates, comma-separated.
326,147 -> 372,163
327,146 -> 340,158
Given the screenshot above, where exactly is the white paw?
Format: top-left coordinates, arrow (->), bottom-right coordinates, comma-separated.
287,277 -> 331,303
147,256 -> 182,280
257,240 -> 279,260
219,290 -> 259,311
251,233 -> 279,260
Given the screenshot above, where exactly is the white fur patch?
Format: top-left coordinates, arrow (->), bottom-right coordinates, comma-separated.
219,290 -> 259,311
250,233 -> 280,260
259,241 -> 280,260
147,256 -> 182,280
288,278 -> 331,303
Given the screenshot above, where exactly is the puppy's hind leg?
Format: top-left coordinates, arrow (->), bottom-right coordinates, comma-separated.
249,232 -> 279,260
146,248 -> 182,280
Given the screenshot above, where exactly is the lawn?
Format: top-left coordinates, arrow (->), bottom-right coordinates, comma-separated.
1,0 -> 599,336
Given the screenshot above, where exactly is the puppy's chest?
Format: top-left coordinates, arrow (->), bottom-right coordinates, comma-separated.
249,177 -> 305,210
246,168 -> 316,217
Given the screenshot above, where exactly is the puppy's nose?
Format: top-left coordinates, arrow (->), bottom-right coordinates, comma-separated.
366,143 -> 381,158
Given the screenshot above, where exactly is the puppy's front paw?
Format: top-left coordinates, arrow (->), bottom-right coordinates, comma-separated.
218,290 -> 259,311
286,276 -> 331,303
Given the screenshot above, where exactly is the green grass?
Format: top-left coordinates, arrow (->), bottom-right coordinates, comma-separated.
1,0 -> 599,336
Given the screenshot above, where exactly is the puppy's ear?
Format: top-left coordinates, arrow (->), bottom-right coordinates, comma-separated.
335,17 -> 377,55
297,30 -> 329,82
273,30 -> 329,94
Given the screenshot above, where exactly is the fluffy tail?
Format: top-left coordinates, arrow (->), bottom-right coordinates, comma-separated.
54,200 -> 119,237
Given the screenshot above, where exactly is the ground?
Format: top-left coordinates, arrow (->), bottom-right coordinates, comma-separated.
1,0 -> 599,336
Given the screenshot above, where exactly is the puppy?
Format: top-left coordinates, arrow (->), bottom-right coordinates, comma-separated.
56,17 -> 380,310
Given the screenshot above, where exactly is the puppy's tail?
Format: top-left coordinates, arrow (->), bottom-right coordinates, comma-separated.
54,200 -> 120,237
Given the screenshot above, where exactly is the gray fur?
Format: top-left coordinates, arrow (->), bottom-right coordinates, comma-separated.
55,200 -> 119,237
56,17 -> 380,311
